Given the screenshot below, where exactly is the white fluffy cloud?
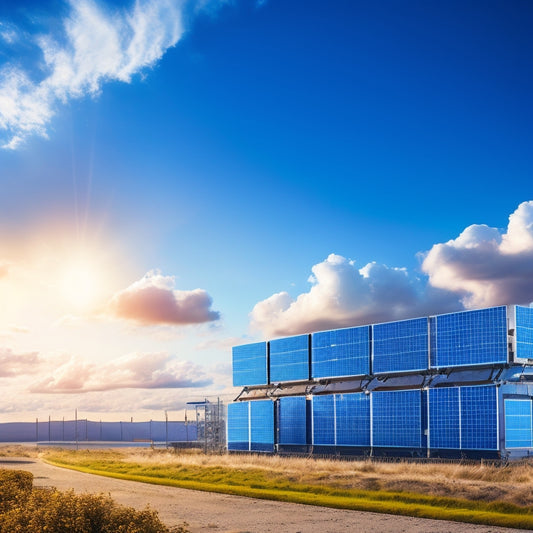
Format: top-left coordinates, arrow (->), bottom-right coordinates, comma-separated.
251,201 -> 533,338
108,270 -> 220,325
30,351 -> 212,393
0,0 -> 187,149
250,253 -> 461,338
422,200 -> 533,308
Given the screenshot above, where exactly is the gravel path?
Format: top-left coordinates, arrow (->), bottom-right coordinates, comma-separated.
0,457 -> 529,533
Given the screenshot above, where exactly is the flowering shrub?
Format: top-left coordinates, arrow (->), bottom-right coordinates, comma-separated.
0,469 -> 188,533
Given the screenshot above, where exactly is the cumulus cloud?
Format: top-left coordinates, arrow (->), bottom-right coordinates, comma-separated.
251,201 -> 533,338
422,200 -> 533,308
0,0 -> 187,149
109,270 -> 220,325
0,348 -> 41,377
30,351 -> 212,393
250,253 -> 461,338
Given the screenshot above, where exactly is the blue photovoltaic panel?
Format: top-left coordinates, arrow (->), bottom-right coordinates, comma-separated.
432,306 -> 508,368
460,385 -> 498,450
227,402 -> 249,451
250,400 -> 274,452
232,342 -> 268,387
335,393 -> 370,447
372,318 -> 429,374
269,335 -> 309,383
312,395 -> 335,446
429,387 -> 460,449
515,306 -> 533,360
311,326 -> 370,378
372,390 -> 422,448
278,396 -> 307,445
505,399 -> 532,449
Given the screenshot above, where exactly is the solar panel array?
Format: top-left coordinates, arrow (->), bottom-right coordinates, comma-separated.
232,342 -> 268,386
232,306 -> 525,387
372,318 -> 429,374
505,399 -> 533,448
431,307 -> 508,368
429,385 -> 498,450
269,335 -> 310,382
311,326 -> 370,378
277,396 -> 308,445
515,306 -> 533,360
372,389 -> 423,448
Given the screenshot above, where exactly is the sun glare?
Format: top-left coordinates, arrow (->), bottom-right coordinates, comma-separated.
60,255 -> 104,311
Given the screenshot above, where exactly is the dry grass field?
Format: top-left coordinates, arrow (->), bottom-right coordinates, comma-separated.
113,448 -> 533,507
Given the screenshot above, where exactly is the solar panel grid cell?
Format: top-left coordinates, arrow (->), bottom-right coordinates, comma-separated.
312,395 -> 335,446
516,306 -> 533,360
311,326 -> 370,378
460,385 -> 498,450
505,399 -> 533,448
372,390 -> 422,448
250,400 -> 274,452
232,342 -> 268,386
373,318 -> 429,374
269,335 -> 309,382
227,402 -> 249,451
428,387 -> 460,449
335,393 -> 370,446
433,307 -> 507,367
278,396 -> 307,445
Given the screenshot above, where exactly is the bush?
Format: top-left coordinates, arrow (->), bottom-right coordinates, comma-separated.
0,469 -> 188,533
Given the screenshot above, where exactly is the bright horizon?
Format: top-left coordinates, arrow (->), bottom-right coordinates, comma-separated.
0,0 -> 532,423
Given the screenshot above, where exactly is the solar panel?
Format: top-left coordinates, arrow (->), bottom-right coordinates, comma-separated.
269,335 -> 310,382
335,392 -> 370,447
460,385 -> 498,450
505,399 -> 533,448
312,395 -> 335,446
311,326 -> 370,378
278,396 -> 308,445
372,389 -> 422,448
250,400 -> 275,452
431,306 -> 508,368
372,318 -> 429,374
227,402 -> 249,451
232,342 -> 268,386
515,306 -> 533,360
428,387 -> 460,449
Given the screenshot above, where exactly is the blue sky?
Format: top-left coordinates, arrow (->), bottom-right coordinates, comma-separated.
0,0 -> 532,422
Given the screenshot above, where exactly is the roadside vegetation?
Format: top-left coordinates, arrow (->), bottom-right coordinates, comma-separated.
38,447 -> 533,530
0,467 -> 188,533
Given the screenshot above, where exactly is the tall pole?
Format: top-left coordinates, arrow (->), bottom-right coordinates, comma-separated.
75,409 -> 78,451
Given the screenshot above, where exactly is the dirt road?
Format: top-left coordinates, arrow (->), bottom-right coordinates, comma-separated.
0,457 -> 529,533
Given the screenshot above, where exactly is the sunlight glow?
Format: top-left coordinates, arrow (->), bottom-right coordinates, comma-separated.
59,253 -> 107,312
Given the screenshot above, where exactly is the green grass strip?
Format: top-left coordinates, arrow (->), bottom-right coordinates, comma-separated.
43,457 -> 533,530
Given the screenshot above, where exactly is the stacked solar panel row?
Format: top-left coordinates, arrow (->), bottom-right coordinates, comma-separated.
233,305 -> 529,387
227,385 -> 500,453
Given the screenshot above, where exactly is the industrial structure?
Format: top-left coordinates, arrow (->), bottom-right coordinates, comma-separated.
227,305 -> 533,459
